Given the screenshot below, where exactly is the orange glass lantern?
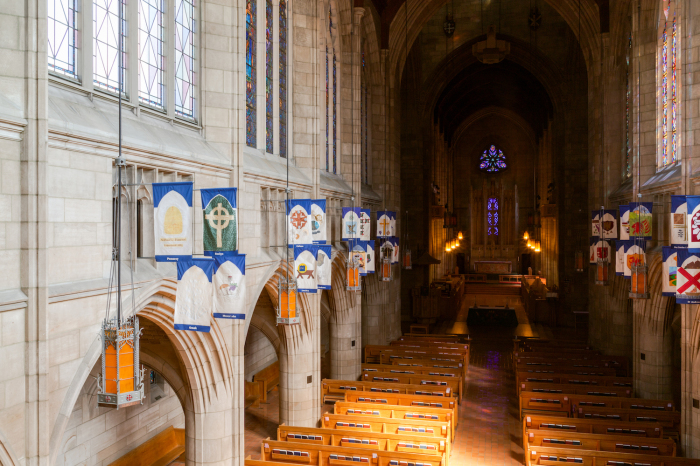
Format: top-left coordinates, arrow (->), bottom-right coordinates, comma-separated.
523,231 -> 529,241
575,250 -> 584,272
458,231 -> 463,240
380,243 -> 393,281
97,316 -> 145,409
595,258 -> 609,285
403,249 -> 412,270
630,262 -> 649,299
277,273 -> 299,324
347,255 -> 361,291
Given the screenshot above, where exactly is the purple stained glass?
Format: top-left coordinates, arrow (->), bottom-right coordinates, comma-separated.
488,197 -> 499,236
333,52 -> 337,174
175,0 -> 195,118
479,145 -> 507,173
246,0 -> 256,146
93,0 -> 126,94
49,0 -> 78,78
138,0 -> 164,108
265,0 -> 273,153
279,0 -> 287,158
325,49 -> 329,171
661,23 -> 668,166
671,16 -> 677,163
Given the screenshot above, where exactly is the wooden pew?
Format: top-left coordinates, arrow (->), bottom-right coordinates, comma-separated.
322,413 -> 451,443
245,380 -> 263,408
409,325 -> 429,334
343,391 -> 457,422
360,371 -> 462,403
106,426 -> 185,466
322,379 -> 454,404
399,333 -> 463,341
523,414 -> 665,439
363,363 -> 463,380
365,345 -> 468,370
333,401 -> 456,439
253,361 -> 280,403
524,428 -> 676,456
518,381 -> 632,397
390,341 -> 469,352
516,371 -> 632,388
575,406 -> 681,430
258,439 -> 446,466
515,359 -> 627,377
519,391 -> 677,419
514,354 -> 628,376
276,424 -> 450,465
526,445 -> 700,466
380,353 -> 464,367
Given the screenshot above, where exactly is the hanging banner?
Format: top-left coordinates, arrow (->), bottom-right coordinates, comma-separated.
624,241 -> 646,278
594,239 -> 611,263
342,207 -> 361,241
616,240 -> 628,276
619,205 -> 630,241
377,211 -> 391,238
201,188 -> 237,254
671,195 -> 687,247
381,238 -> 395,264
601,210 -> 618,240
662,246 -> 677,297
589,237 -> 597,265
316,245 -> 332,290
360,209 -> 371,241
154,182 -> 193,262
591,211 -> 601,238
677,248 -> 700,304
629,202 -> 653,238
687,196 -> 700,252
287,199 -> 313,246
350,240 -> 368,276
211,253 -> 246,319
350,242 -> 368,276
391,237 -> 400,265
294,244 -> 318,293
366,240 -> 375,274
174,258 -> 214,332
310,199 -> 327,244
390,212 -> 397,237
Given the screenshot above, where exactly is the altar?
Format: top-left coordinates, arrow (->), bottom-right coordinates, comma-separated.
474,260 -> 512,274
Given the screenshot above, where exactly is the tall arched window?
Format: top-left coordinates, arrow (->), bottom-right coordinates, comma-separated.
625,36 -> 631,178
279,0 -> 288,158
487,197 -> 499,236
48,0 -> 78,78
325,4 -> 337,174
265,0 -> 273,153
361,47 -> 369,184
659,0 -> 679,167
246,0 -> 256,147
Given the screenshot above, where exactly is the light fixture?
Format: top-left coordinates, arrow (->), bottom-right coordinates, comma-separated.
575,250 -> 584,272
534,241 -> 541,253
523,231 -> 529,241
458,231 -> 463,240
277,270 -> 299,324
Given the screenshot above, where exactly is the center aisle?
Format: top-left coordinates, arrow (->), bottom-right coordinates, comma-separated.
453,332 -> 524,465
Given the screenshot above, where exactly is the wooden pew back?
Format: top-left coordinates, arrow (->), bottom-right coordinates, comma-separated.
322,379 -> 454,404
365,345 -> 468,369
525,429 -> 676,456
107,426 -> 185,466
360,371 -> 461,402
518,381 -> 632,397
575,406 -> 681,429
523,414 -> 664,439
343,391 -> 457,421
516,371 -> 632,388
363,363 -> 463,379
527,445 -> 700,466
322,413 -> 450,441
514,354 -> 628,376
519,391 -> 677,418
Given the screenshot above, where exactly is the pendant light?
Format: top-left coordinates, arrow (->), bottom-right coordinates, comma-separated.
97,2 -> 145,409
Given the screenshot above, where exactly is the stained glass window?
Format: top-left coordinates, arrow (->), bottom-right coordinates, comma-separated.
265,0 -> 273,153
94,0 -> 126,94
279,0 -> 287,158
659,0 -> 678,167
332,52 -> 337,174
48,0 -> 78,78
325,49 -> 329,171
362,50 -> 368,184
479,145 -> 507,173
487,197 -> 499,236
175,0 -> 195,118
626,37 -> 631,178
246,0 -> 256,146
138,0 -> 164,108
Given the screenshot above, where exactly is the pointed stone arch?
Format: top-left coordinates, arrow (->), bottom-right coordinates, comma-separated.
0,429 -> 20,466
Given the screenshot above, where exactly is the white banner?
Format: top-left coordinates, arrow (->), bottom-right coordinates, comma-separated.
154,182 -> 193,262
212,253 -> 246,319
175,258 -> 214,332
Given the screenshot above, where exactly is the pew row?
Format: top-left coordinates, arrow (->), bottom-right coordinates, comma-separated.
360,371 -> 461,403
526,445 -> 700,466
522,414 -> 664,439
514,354 -> 628,376
322,379 -> 455,404
575,406 -> 681,430
276,424 -> 450,466
518,381 -> 632,397
106,426 -> 185,466
516,371 -> 632,388
321,413 -> 450,443
333,401 -> 456,439
519,391 -> 677,419
364,345 -> 468,370
524,429 -> 677,457
516,362 -> 618,377
362,364 -> 464,380
342,391 -> 457,422
259,439 -> 445,466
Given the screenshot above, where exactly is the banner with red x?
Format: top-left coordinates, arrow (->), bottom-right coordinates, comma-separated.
677,267 -> 700,294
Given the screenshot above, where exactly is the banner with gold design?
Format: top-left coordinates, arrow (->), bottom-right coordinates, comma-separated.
624,241 -> 646,279
201,188 -> 237,254
377,211 -> 391,237
629,202 -> 653,239
154,182 -> 193,262
287,199 -> 313,246
294,244 -> 318,293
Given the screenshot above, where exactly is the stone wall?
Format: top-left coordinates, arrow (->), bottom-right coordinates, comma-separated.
244,326 -> 279,382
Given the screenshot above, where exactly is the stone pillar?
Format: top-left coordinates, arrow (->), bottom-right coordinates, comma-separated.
680,303 -> 697,457
329,293 -> 361,380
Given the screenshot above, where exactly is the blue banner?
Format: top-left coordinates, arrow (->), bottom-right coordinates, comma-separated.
366,240 -> 375,274
175,258 -> 214,332
153,182 -> 193,262
677,248 -> 700,304
671,195 -> 687,248
349,239 -> 368,276
201,188 -> 238,254
629,202 -> 653,239
311,199 -> 327,244
377,211 -> 391,238
212,253 -> 246,319
687,196 -> 700,252
294,244 -> 319,293
316,245 -> 332,289
342,207 -> 362,240
287,199 -> 314,246
616,240 -> 628,276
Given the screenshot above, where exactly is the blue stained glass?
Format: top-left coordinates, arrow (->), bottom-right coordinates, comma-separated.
479,145 -> 507,173
246,0 -> 256,147
279,0 -> 287,158
333,52 -> 337,174
265,0 -> 273,153
488,197 -> 499,236
325,50 -> 329,171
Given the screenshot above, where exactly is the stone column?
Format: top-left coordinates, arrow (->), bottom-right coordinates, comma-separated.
329,293 -> 361,380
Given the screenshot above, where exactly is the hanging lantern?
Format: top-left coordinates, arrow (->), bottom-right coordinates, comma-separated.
527,238 -> 533,249
575,250 -> 584,272
445,243 -> 450,253
630,262 -> 649,299
97,316 -> 145,409
595,257 -> 609,285
346,255 -> 362,291
455,239 -> 460,248
534,241 -> 541,253
458,231 -> 463,240
403,249 -> 412,269
523,231 -> 529,241
380,243 -> 393,281
277,271 -> 299,324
